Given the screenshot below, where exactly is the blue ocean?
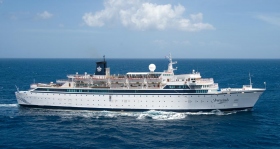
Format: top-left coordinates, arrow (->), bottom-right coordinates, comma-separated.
0,58 -> 279,148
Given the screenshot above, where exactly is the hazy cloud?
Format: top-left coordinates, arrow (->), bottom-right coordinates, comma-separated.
256,14 -> 280,26
10,15 -> 17,20
153,39 -> 190,47
59,23 -> 64,28
37,11 -> 53,19
83,0 -> 214,31
172,40 -> 190,45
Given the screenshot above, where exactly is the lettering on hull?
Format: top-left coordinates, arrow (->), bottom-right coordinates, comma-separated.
213,98 -> 229,104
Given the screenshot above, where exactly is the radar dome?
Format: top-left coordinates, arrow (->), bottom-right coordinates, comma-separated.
149,64 -> 156,72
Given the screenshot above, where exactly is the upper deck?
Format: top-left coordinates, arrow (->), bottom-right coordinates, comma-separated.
30,54 -> 218,91
29,54 -> 265,93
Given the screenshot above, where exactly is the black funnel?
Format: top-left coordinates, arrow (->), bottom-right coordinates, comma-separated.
95,56 -> 107,75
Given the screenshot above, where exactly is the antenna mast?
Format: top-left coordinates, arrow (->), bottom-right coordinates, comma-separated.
249,73 -> 252,86
166,53 -> 177,73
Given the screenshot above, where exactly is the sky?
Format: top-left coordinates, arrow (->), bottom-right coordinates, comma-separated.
0,0 -> 280,58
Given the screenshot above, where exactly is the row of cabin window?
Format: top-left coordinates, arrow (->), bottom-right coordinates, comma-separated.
196,90 -> 208,93
35,88 -> 207,93
162,74 -> 173,76
168,85 -> 189,89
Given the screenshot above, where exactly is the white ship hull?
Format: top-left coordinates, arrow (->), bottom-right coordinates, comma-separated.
15,54 -> 265,111
15,90 -> 264,111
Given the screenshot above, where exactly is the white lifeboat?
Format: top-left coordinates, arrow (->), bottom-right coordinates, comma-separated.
30,84 -> 37,89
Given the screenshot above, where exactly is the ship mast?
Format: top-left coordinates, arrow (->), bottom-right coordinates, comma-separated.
249,72 -> 252,86
166,53 -> 177,73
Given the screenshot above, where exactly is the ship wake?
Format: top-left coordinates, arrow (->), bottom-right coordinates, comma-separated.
0,104 -> 250,120
18,108 -> 249,120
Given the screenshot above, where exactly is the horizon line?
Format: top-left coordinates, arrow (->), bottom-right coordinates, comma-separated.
0,57 -> 279,60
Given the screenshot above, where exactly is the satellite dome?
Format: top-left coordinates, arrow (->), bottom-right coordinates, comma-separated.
149,64 -> 156,72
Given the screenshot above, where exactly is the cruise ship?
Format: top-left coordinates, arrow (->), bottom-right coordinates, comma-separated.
15,54 -> 265,111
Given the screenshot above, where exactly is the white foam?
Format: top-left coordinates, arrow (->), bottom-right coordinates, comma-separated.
136,110 -> 186,120
50,110 -> 187,120
16,108 -> 246,120
184,110 -> 238,116
0,104 -> 18,107
54,109 -> 242,120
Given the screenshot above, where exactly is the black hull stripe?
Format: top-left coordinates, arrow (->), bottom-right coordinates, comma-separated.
19,104 -> 253,112
30,91 -> 264,95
